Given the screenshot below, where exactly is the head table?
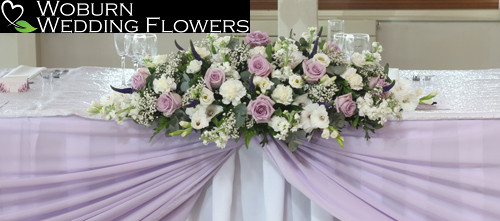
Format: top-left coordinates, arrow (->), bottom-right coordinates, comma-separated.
1,67 -> 500,221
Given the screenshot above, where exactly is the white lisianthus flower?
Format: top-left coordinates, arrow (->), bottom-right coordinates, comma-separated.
253,76 -> 274,93
186,60 -> 202,74
350,52 -> 366,67
300,103 -> 329,132
205,104 -> 223,119
321,128 -> 330,139
293,94 -> 312,108
199,87 -> 215,106
248,46 -> 267,58
153,55 -> 168,65
195,46 -> 210,59
312,53 -> 331,67
272,84 -> 294,105
345,73 -> 363,91
219,79 -> 246,106
288,74 -> 304,89
153,75 -> 177,94
191,111 -> 209,130
310,104 -> 329,129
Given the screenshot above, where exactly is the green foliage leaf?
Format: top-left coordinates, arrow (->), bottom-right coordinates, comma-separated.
180,82 -> 190,92
240,71 -> 251,81
243,129 -> 257,149
15,20 -> 37,33
332,66 -> 347,75
150,116 -> 168,142
265,44 -> 273,63
227,37 -> 239,50
384,63 -> 390,75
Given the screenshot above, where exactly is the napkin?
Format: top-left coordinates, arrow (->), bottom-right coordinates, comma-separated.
2,65 -> 46,79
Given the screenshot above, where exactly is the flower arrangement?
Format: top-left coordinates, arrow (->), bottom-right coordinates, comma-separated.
89,27 -> 432,151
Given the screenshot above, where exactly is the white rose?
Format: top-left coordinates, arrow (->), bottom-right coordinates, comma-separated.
310,105 -> 329,129
199,87 -> 215,106
288,74 -> 304,89
350,52 -> 366,67
293,94 -> 312,108
271,84 -> 294,105
219,79 -> 246,106
153,76 -> 177,94
186,60 -> 202,74
248,46 -> 267,58
191,111 -> 209,130
345,73 -> 363,91
153,55 -> 168,65
341,67 -> 357,79
313,53 -> 331,67
195,46 -> 210,59
253,76 -> 274,93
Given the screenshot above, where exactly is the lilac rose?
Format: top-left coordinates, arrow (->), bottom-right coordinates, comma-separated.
204,68 -> 226,91
328,41 -> 341,53
131,67 -> 150,90
248,54 -> 272,78
244,31 -> 272,47
247,94 -> 275,123
156,92 -> 182,117
302,59 -> 326,82
369,75 -> 391,97
334,93 -> 356,117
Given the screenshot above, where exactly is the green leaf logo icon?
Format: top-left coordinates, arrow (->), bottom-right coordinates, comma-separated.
14,20 -> 37,33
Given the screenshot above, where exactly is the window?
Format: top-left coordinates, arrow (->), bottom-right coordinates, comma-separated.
251,0 -> 499,10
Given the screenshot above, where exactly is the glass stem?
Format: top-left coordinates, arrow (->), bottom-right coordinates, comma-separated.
121,56 -> 126,87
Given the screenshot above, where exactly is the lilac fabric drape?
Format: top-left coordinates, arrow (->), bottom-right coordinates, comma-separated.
263,120 -> 500,221
0,116 -> 241,220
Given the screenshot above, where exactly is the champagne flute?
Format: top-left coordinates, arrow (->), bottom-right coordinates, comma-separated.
114,33 -> 127,86
132,34 -> 157,67
124,33 -> 137,70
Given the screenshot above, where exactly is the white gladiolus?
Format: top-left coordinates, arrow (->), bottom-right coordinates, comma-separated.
293,94 -> 312,108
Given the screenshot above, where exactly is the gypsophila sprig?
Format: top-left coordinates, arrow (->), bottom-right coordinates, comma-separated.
90,27 -> 434,151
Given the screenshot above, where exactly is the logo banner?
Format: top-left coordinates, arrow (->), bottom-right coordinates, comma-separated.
0,0 -> 250,33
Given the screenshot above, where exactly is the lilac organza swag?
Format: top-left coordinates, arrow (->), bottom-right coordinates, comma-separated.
89,27 -> 434,151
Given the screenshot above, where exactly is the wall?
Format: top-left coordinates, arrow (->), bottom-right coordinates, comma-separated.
1,9 -> 500,69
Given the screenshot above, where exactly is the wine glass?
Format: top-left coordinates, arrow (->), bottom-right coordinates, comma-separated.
124,33 -> 137,70
132,34 -> 157,67
114,33 -> 127,86
352,33 -> 370,54
327,19 -> 344,44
